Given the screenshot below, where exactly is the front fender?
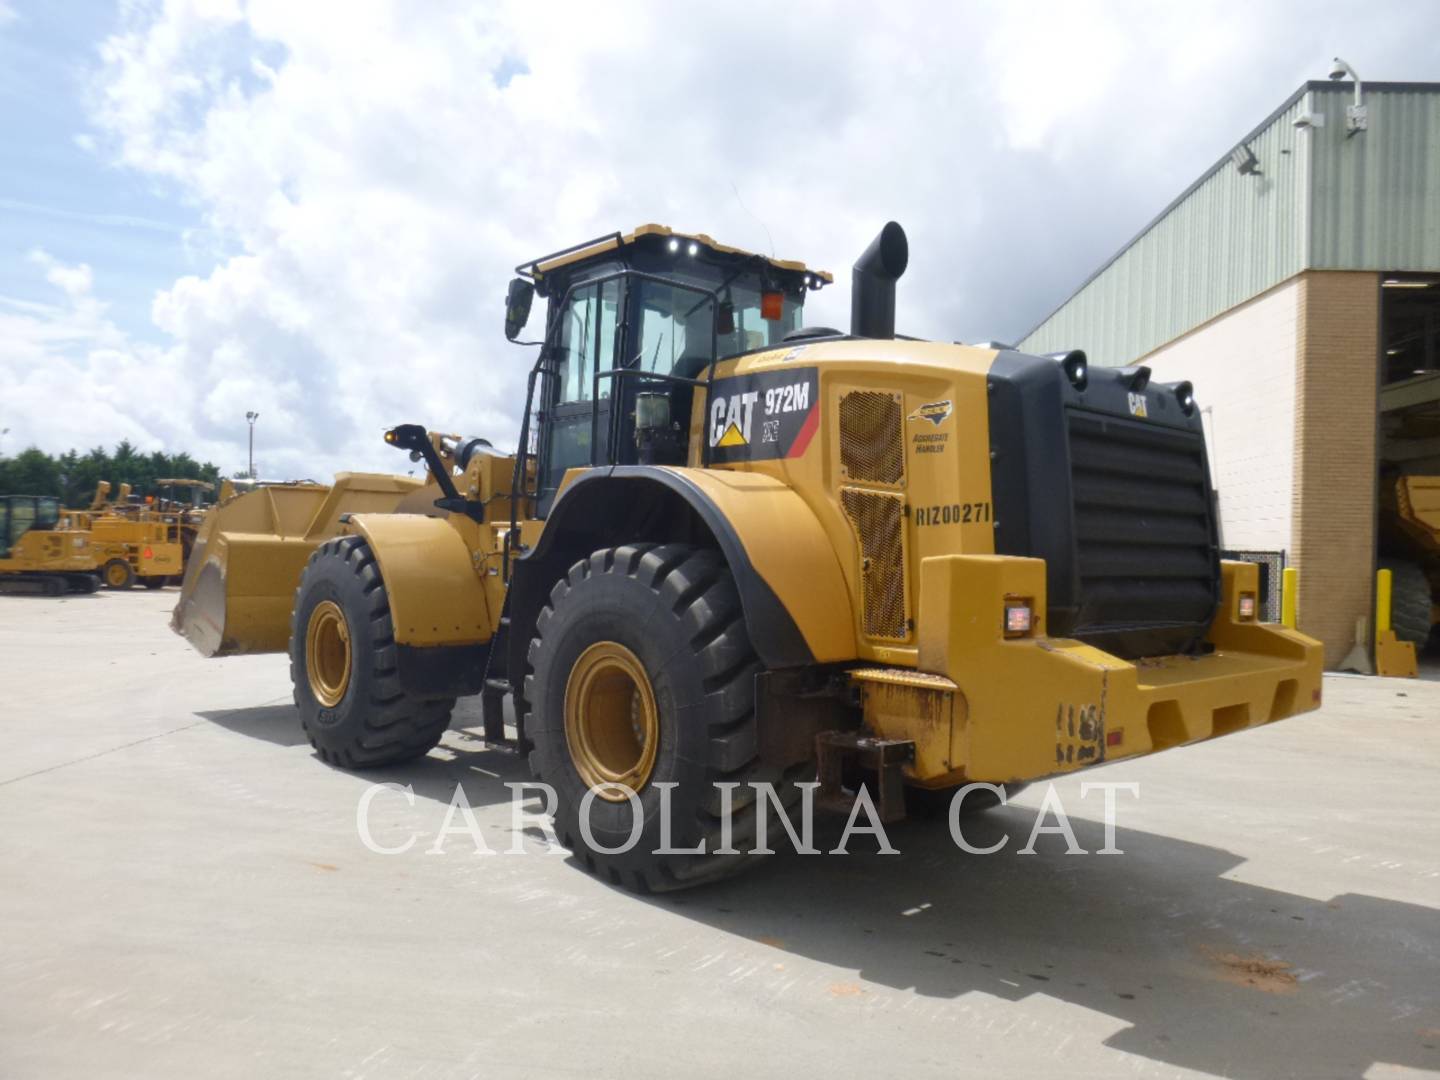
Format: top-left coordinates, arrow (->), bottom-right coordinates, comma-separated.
348,513 -> 492,698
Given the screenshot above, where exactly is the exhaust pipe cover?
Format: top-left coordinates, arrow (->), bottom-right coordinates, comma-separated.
850,221 -> 909,339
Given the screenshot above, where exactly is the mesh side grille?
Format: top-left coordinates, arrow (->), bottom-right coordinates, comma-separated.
839,391 -> 904,486
840,487 -> 908,640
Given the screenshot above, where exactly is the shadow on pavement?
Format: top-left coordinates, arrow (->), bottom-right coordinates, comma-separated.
651,810 -> 1440,1079
202,708 -> 1440,1077
198,705 -> 313,748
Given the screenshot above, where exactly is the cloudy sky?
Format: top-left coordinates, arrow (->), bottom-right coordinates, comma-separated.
1,0 -> 1436,479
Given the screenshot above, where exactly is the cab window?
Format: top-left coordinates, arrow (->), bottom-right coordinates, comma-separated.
555,279 -> 621,403
632,273 -> 802,374
634,280 -> 716,380
542,278 -> 622,503
719,283 -> 802,357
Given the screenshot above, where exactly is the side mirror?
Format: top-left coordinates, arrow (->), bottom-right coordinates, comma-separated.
717,301 -> 735,336
505,278 -> 535,341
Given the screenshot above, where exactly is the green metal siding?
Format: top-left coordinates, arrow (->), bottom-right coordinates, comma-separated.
1020,82 -> 1440,366
1310,88 -> 1440,270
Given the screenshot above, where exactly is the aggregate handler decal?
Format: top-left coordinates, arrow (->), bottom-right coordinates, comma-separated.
707,367 -> 820,463
908,399 -> 952,427
909,399 -> 953,455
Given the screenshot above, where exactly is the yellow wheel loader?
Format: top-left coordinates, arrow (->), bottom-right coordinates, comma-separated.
175,222 -> 1323,890
0,496 -> 101,595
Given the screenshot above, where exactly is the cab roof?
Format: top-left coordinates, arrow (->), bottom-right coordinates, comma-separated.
517,224 -> 834,285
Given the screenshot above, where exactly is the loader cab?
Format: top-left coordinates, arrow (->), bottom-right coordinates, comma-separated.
0,496 -> 60,559
510,226 -> 831,514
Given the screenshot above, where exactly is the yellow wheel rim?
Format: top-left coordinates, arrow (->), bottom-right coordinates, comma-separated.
564,641 -> 659,800
305,600 -> 352,708
106,561 -> 129,587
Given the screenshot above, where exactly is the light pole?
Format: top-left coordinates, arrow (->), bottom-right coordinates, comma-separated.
245,411 -> 259,478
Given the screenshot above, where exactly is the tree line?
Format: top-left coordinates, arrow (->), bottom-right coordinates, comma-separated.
0,442 -> 224,507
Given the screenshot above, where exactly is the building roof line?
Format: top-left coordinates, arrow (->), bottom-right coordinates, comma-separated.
1019,79 -> 1440,345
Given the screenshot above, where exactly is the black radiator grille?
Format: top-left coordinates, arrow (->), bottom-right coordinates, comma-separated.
1066,409 -> 1218,655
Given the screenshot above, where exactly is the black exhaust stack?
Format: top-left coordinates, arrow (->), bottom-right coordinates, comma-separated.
850,221 -> 909,338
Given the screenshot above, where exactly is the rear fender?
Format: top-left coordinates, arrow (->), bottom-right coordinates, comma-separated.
508,466 -> 856,683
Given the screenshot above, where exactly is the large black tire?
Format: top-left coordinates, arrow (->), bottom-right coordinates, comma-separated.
1381,559 -> 1436,647
142,576 -> 166,590
290,536 -> 455,768
101,558 -> 134,590
525,543 -> 811,892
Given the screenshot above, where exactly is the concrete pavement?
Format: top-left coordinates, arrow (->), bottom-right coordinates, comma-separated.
1,590 -> 1438,1079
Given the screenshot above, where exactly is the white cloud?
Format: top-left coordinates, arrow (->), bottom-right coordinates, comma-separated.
31,250 -> 95,300
2,0 -> 1436,478
0,252 -> 223,462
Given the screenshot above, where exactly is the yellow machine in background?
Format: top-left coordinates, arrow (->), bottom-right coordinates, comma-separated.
63,479 -> 211,590
1381,473 -> 1440,649
0,496 -> 100,595
175,222 -> 1323,891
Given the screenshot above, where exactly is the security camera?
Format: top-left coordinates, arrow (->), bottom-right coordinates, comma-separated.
1327,58 -> 1367,134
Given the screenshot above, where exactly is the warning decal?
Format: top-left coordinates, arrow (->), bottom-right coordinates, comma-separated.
707,367 -> 820,464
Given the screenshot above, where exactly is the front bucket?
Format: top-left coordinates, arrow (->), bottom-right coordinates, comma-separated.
171,473 -> 426,657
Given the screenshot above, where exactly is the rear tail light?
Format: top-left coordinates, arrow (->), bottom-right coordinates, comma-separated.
1238,592 -> 1257,621
1004,600 -> 1034,638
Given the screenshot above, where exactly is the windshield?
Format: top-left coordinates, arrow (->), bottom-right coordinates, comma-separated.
634,264 -> 803,379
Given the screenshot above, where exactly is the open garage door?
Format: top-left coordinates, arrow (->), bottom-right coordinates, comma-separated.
1378,274 -> 1440,658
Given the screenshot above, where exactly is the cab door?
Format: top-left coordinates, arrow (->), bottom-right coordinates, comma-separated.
537,278 -> 622,514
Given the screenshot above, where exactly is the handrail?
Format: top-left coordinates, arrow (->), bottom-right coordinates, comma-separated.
515,231 -> 625,280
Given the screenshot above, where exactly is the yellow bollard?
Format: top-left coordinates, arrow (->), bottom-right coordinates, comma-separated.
1280,566 -> 1298,629
1375,567 -> 1418,677
1376,568 -> 1393,634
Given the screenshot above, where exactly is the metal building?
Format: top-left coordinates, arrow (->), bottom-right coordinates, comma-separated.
1021,78 -> 1440,668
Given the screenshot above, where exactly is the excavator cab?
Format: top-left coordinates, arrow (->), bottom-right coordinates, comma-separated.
506,226 -> 831,512
0,495 -> 99,595
0,496 -> 60,558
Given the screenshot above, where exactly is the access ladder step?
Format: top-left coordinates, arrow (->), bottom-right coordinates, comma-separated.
481,677 -> 511,744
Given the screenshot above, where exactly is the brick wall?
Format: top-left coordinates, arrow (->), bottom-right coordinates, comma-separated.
1141,278 -> 1301,553
1292,271 -> 1379,666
